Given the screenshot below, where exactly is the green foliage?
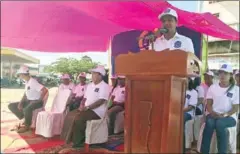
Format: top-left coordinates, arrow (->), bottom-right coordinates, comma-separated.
43,56 -> 99,78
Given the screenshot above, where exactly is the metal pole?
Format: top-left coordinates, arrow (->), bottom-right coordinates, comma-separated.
206,35 -> 209,71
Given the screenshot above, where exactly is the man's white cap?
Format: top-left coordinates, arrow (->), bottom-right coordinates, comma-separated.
90,65 -> 106,76
204,70 -> 214,77
219,64 -> 233,73
61,74 -> 71,79
235,70 -> 239,75
118,75 -> 126,79
158,8 -> 178,20
17,66 -> 29,74
78,72 -> 86,78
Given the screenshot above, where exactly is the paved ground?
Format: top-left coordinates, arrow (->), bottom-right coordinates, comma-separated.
1,88 -> 58,152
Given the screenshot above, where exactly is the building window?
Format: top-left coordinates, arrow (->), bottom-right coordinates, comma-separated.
213,13 -> 220,18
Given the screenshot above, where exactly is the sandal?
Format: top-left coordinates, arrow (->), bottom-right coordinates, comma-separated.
17,126 -> 30,133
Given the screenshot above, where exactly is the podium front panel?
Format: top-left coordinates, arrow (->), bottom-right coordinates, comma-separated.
125,75 -> 186,153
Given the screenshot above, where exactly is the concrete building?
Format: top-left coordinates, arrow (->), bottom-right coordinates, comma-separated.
199,1 -> 239,70
1,48 -> 40,80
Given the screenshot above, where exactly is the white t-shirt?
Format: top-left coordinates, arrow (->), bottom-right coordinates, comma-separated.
74,83 -> 88,97
206,83 -> 239,121
58,83 -> 75,91
84,81 -> 110,118
196,85 -> 205,112
25,78 -> 44,101
184,89 -> 198,117
153,32 -> 195,53
112,86 -> 126,103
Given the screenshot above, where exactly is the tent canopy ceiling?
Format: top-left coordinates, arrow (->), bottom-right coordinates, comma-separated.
1,1 -> 239,53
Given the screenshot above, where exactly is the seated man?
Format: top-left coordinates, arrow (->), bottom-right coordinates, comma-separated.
107,75 -> 126,135
67,72 -> 88,111
8,66 -> 48,133
58,74 -> 75,91
60,65 -> 110,148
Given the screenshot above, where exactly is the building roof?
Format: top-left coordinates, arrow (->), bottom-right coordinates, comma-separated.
1,48 -> 40,64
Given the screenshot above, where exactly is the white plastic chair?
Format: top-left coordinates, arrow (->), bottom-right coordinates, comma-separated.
30,90 -> 49,129
114,111 -> 124,134
185,104 -> 197,149
194,115 -> 204,141
84,100 -> 110,152
35,89 -> 71,138
185,119 -> 194,149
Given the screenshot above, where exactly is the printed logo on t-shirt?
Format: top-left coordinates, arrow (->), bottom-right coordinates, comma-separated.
121,90 -> 125,94
174,41 -> 182,48
222,64 -> 227,69
27,86 -> 30,90
82,88 -> 84,91
94,88 -> 99,92
186,94 -> 191,99
227,92 -> 233,98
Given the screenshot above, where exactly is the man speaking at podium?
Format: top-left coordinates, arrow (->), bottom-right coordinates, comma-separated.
153,8 -> 195,53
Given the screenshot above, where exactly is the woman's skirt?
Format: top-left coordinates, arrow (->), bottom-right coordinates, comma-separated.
60,109 -> 80,144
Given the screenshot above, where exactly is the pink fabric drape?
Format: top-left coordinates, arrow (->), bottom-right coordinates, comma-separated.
1,1 -> 239,52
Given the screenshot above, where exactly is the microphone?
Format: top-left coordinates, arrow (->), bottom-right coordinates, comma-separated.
137,28 -> 168,40
154,28 -> 168,35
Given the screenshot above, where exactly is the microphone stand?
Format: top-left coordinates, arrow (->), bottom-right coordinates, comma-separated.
149,36 -> 155,51
137,34 -> 156,51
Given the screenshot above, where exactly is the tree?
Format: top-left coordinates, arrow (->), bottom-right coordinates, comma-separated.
43,56 -> 99,78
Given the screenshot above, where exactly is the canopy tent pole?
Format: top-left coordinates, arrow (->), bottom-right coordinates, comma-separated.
206,35 -> 209,71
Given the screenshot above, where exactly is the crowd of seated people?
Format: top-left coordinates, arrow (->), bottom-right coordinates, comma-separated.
7,64 -> 239,152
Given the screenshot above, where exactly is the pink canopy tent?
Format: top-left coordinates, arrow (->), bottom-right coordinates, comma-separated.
1,1 -> 239,53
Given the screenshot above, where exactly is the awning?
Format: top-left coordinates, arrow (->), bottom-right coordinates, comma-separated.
1,48 -> 40,64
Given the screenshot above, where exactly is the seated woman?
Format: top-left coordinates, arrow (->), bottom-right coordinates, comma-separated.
60,66 -> 110,147
194,77 -> 205,116
183,78 -> 198,152
235,70 -> 240,120
108,75 -> 119,106
110,75 -> 118,90
58,74 -> 75,91
67,72 -> 88,111
200,64 -> 239,154
235,70 -> 239,87
107,75 -> 125,135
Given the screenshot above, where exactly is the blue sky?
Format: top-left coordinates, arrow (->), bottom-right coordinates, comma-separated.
19,1 -> 198,66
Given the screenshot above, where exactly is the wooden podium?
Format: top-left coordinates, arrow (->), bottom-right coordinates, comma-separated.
115,50 -> 201,153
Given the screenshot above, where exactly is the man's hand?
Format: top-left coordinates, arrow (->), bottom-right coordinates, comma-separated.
18,103 -> 23,111
78,106 -> 89,112
30,100 -> 41,104
210,111 -> 222,118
